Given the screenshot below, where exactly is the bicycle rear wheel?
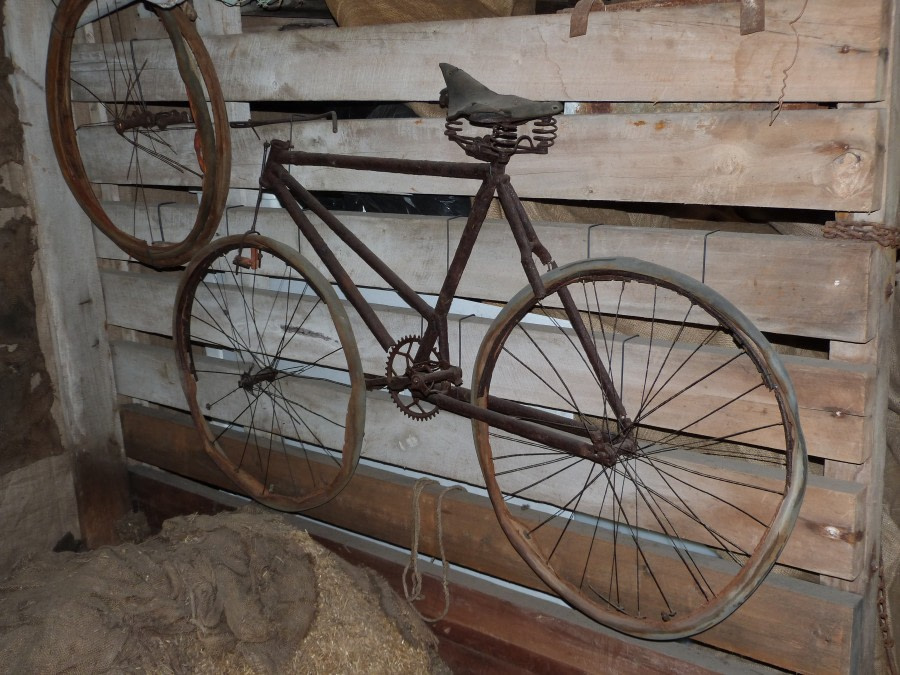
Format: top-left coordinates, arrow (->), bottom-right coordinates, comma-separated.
173,234 -> 365,511
47,0 -> 230,267
471,258 -> 806,639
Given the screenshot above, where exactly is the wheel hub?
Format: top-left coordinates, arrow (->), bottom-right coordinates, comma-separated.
239,364 -> 278,392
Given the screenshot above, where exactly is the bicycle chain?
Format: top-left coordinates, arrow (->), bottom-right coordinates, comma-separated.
823,221 -> 900,248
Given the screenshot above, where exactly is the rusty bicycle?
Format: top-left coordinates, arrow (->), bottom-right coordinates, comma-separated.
46,0 -> 807,639
169,62 -> 807,639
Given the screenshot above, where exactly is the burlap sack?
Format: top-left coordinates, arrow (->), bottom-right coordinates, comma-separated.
0,510 -> 447,674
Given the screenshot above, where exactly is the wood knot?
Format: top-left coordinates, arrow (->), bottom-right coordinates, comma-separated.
817,148 -> 870,200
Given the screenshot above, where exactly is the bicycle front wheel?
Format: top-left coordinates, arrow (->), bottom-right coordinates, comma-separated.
47,0 -> 230,267
173,234 -> 365,511
471,258 -> 806,639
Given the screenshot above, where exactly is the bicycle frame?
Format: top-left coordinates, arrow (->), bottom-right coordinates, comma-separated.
259,138 -> 631,465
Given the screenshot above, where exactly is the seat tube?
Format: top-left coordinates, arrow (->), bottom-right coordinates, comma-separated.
417,171 -> 500,363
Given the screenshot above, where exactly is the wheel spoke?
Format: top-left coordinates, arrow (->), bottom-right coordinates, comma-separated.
48,0 -> 229,266
175,236 -> 364,511
472,260 -> 804,638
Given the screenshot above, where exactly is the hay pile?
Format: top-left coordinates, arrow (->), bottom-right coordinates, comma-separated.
0,510 -> 448,674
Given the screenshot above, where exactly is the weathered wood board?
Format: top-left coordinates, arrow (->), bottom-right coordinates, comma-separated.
101,267 -> 873,468
95,202 -> 884,344
69,0 -> 885,104
110,336 -> 865,581
64,0 -> 895,671
77,109 -> 883,211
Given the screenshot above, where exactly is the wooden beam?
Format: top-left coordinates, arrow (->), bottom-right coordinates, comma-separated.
78,108 -> 883,212
120,403 -> 863,673
4,0 -> 130,547
70,0 -> 885,104
822,249 -> 895,673
95,202 -> 884,343
103,270 -> 876,465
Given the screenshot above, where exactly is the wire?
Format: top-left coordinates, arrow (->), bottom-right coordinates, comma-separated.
770,0 -> 811,126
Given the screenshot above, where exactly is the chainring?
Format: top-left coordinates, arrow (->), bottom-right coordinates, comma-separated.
386,335 -> 440,421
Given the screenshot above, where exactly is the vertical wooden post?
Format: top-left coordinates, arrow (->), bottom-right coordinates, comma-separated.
3,1 -> 131,547
821,2 -> 899,671
826,248 -> 894,673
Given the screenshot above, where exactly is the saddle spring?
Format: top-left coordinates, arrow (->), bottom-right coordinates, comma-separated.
445,116 -> 558,163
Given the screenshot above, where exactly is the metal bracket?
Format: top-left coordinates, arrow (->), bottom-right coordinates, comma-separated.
739,0 -> 765,34
569,0 -> 764,39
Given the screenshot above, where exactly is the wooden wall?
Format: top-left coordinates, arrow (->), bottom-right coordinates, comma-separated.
39,0 -> 900,672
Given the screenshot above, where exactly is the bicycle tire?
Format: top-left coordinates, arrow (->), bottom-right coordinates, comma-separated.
47,0 -> 230,268
471,257 -> 806,639
173,233 -> 366,511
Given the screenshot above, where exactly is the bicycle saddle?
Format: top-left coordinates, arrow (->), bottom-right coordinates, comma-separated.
439,63 -> 563,127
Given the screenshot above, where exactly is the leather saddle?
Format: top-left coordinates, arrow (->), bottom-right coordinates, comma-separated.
439,63 -> 563,127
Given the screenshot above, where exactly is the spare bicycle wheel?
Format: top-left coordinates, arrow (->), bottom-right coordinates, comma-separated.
47,0 -> 230,267
471,257 -> 806,639
173,233 -> 366,511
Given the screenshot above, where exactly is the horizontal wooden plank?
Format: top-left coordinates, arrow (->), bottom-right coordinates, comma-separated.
110,339 -> 865,579
102,267 -> 874,466
71,0 -> 885,104
78,108 -> 883,211
120,403 -> 863,674
95,201 -> 883,344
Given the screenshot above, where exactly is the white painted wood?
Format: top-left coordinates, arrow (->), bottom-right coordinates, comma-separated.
70,0 -> 885,104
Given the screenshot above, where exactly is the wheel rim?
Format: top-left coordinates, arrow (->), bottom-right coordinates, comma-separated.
472,258 -> 806,639
47,0 -> 230,267
174,234 -> 365,511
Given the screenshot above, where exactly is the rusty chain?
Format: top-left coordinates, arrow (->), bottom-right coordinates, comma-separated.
880,553 -> 900,675
823,222 -> 900,248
